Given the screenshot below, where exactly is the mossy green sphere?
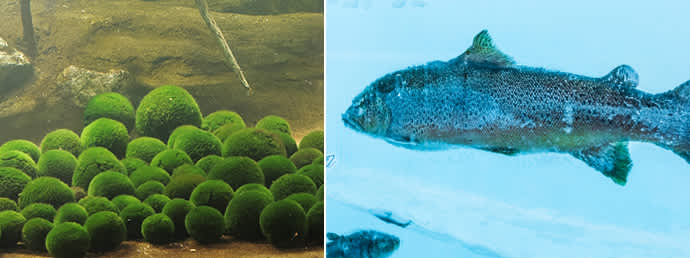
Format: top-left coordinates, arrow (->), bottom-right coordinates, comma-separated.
120,202 -> 155,239
299,130 -> 324,153
164,173 -> 206,199
190,180 -> 234,213
78,196 -> 119,215
83,92 -> 135,130
235,183 -> 273,199
19,177 -> 75,209
208,156 -> 264,190
0,167 -> 31,201
171,127 -> 222,162
0,210 -> 26,246
289,147 -> 323,169
185,205 -> 224,244
0,139 -> 41,162
84,211 -> 126,252
0,197 -> 17,212
130,165 -> 171,187
126,137 -> 167,163
202,110 -> 246,132
21,203 -> 56,221
224,190 -> 273,240
167,125 -> 199,148
54,203 -> 88,225
222,128 -> 287,161
297,164 -> 324,187
151,149 -> 193,174
45,222 -> 90,258
213,122 -> 246,142
135,85 -> 203,141
144,194 -> 170,213
312,155 -> 324,166
306,201 -> 324,244
111,195 -> 141,211
259,199 -> 307,248
162,198 -> 195,239
285,193 -> 317,212
270,174 -> 317,201
81,118 -> 129,158
172,164 -> 207,178
141,213 -> 174,244
21,217 -> 53,251
40,129 -> 82,157
136,181 -> 166,200
88,171 -> 136,199
72,147 -> 126,190
121,157 -> 147,175
0,150 -> 38,178
255,115 -> 291,135
37,149 -> 77,185
195,155 -> 223,173
258,155 -> 297,187
315,185 -> 323,201
277,133 -> 298,157
72,187 -> 87,202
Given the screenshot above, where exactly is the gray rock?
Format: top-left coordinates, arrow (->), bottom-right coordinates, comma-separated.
56,65 -> 133,107
0,37 -> 33,92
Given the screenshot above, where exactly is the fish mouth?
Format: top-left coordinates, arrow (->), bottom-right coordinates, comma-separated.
342,112 -> 363,131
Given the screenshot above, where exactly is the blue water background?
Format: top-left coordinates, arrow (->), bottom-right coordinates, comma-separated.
326,1 -> 690,257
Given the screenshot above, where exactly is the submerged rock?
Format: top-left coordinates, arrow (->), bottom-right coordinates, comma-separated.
0,37 -> 33,92
208,0 -> 324,14
56,66 -> 133,107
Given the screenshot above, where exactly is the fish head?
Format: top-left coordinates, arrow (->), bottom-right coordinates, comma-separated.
370,231 -> 401,257
342,78 -> 393,137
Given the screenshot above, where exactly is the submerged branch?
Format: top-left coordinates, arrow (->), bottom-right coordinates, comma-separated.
19,0 -> 37,58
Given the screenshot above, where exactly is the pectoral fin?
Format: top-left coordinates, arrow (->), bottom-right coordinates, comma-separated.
480,146 -> 520,156
571,142 -> 632,185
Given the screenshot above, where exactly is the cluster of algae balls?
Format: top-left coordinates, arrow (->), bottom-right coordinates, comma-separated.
0,85 -> 324,257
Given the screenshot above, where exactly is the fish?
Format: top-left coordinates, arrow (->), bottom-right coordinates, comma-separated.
327,230 -> 401,258
342,30 -> 690,185
369,208 -> 413,228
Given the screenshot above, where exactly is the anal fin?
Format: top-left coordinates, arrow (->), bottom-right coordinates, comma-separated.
571,142 -> 632,185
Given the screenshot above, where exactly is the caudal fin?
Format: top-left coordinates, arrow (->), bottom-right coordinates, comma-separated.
656,80 -> 690,163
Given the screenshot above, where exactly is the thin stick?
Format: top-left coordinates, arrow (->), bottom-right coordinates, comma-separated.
20,0 -> 37,58
195,0 -> 253,95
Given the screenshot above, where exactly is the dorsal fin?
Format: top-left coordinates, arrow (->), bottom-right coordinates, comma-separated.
326,233 -> 340,240
571,142 -> 632,185
602,65 -> 638,88
454,30 -> 515,67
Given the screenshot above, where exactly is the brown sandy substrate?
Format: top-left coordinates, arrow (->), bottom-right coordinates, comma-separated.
1,236 -> 324,258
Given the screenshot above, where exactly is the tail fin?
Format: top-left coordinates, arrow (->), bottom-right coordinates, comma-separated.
656,80 -> 690,163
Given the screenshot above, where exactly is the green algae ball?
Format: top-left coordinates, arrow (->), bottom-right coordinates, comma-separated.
45,222 -> 90,258
222,128 -> 287,161
299,130 -> 324,152
195,155 -> 223,173
255,115 -> 291,135
164,173 -> 206,199
289,147 -> 323,169
0,210 -> 26,247
84,211 -> 126,252
277,132 -> 298,157
126,137 -> 167,163
224,190 -> 273,240
21,217 -> 53,251
83,92 -> 135,130
40,129 -> 82,157
0,150 -> 38,178
72,147 -> 126,190
135,85 -> 203,141
306,201 -> 324,244
37,149 -> 77,185
141,213 -> 174,244
258,155 -> 297,187
312,155 -> 324,166
270,174 -> 317,201
202,110 -> 246,132
162,198 -> 195,239
316,185 -> 323,201
170,126 -> 222,162
208,156 -> 264,190
185,205 -> 224,244
54,203 -> 88,225
259,199 -> 307,248
88,171 -> 136,199
19,177 -> 75,209
172,164 -> 207,178
167,125 -> 199,148
81,118 -> 129,158
235,183 -> 273,199
21,203 -> 56,221
151,149 -> 193,174
285,193 -> 317,212
72,186 -> 87,202
130,165 -> 171,187
121,157 -> 147,175
0,197 -> 17,211
120,202 -> 155,239
0,167 -> 31,201
144,194 -> 170,213
136,181 -> 166,200
0,139 -> 40,162
213,122 -> 247,142
190,180 -> 234,213
297,164 -> 324,187
78,196 -> 119,215
111,195 -> 141,211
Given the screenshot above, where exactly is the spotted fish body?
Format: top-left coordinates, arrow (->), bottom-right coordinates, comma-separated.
326,230 -> 401,258
342,30 -> 690,185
